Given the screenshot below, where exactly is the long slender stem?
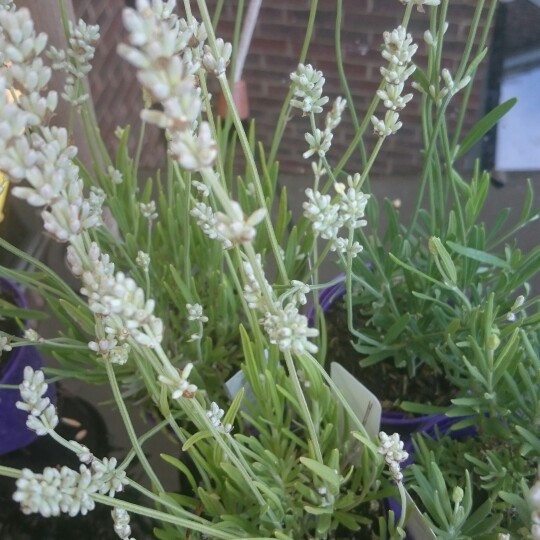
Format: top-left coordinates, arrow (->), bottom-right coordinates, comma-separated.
267,0 -> 319,167
92,493 -> 247,539
104,359 -> 164,492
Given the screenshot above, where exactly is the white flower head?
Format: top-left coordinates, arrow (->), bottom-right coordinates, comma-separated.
158,362 -> 197,399
112,507 -> 132,540
140,200 -> 158,221
202,38 -> 232,76
263,302 -> 319,355
325,96 -> 347,132
242,254 -> 273,312
377,82 -> 413,111
206,401 -> 232,433
382,26 -> 417,67
107,166 -> 123,185
0,335 -> 12,352
136,250 -> 150,271
215,201 -> 266,246
371,110 -> 402,137
290,63 -> 329,115
303,128 -> 333,160
378,431 -> 409,482
303,188 -> 341,241
24,328 -> 41,342
170,121 -> 217,170
187,302 -> 208,323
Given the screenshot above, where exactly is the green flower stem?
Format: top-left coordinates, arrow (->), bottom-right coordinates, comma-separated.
284,351 -> 324,463
333,86 -> 384,179
229,0 -> 245,86
212,0 -> 225,28
217,71 -> 288,284
133,117 -> 147,180
196,0 -> 287,284
181,0 -> 193,19
451,0 -> 497,149
197,74 -> 228,184
91,493 -> 248,539
335,0 -> 367,172
396,481 -> 408,532
333,3 -> 413,178
118,417 -> 171,472
0,465 -> 22,479
104,359 -> 164,493
405,98 -> 451,238
267,0 -> 319,167
157,392 -> 213,488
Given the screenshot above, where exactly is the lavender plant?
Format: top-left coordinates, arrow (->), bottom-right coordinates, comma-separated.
0,0 -> 537,538
285,0 -> 540,536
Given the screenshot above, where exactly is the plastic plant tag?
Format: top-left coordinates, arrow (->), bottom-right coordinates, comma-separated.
224,369 -> 252,402
404,491 -> 436,539
330,362 -> 382,440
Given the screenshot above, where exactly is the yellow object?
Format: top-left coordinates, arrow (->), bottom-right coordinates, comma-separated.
0,174 -> 8,224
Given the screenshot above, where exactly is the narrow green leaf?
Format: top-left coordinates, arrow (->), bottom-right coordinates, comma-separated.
160,453 -> 198,493
304,504 -> 333,515
300,457 -> 342,492
456,98 -> 517,158
383,314 -> 411,344
58,299 -> 95,334
182,430 -> 213,451
447,241 -> 509,269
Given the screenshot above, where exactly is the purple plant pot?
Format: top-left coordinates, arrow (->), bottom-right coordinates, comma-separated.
0,279 -> 56,455
308,277 -> 448,436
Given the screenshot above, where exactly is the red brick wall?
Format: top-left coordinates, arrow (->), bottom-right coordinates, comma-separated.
74,0 -> 491,177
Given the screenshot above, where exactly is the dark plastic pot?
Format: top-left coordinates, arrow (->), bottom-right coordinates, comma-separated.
0,279 -> 56,455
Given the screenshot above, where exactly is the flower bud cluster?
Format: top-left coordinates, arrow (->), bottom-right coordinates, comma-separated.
13,457 -> 127,518
0,1 -> 14,12
191,199 -> 266,249
186,302 -> 208,342
78,242 -> 163,347
242,254 -> 319,355
202,37 -> 232,76
15,366 -> 58,436
426,67 -> 471,106
263,301 -> 319,355
158,362 -> 197,399
47,18 -> 100,106
118,0 -> 217,171
0,8 -> 102,242
242,254 -> 274,312
303,173 -> 368,256
290,64 -> 329,115
300,94 -> 346,163
112,508 -> 135,540
0,334 -> 12,353
207,401 -> 232,433
372,26 -> 417,137
378,431 -> 409,483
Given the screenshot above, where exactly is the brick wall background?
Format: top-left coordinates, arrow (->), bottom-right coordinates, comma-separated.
74,0 -> 494,178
